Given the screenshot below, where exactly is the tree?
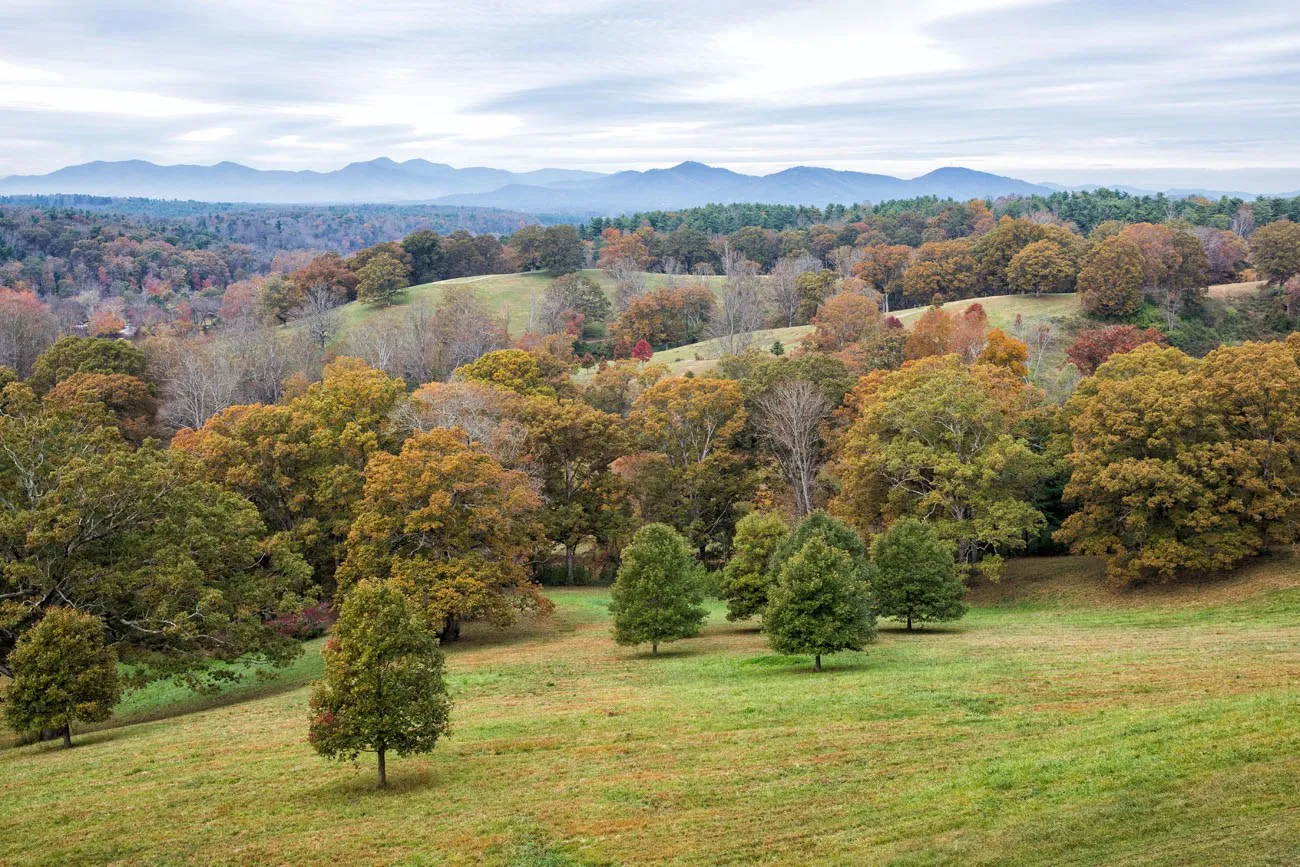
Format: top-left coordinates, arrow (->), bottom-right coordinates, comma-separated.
338,428 -> 548,641
832,356 -> 1048,579
289,253 -> 359,304
1007,239 -> 1075,295
754,379 -> 829,516
356,253 -> 409,307
629,377 -> 754,558
902,240 -> 976,304
258,274 -> 303,325
719,512 -> 789,622
764,537 -> 875,672
632,339 -> 653,362
1056,341 -> 1300,585
868,519 -> 966,630
4,608 -> 120,748
978,329 -> 1029,378
28,336 -> 148,395
1077,236 -> 1145,318
608,523 -> 706,655
523,400 -> 632,582
402,229 -> 445,284
308,580 -> 451,788
949,303 -> 989,363
0,393 -> 307,684
770,254 -> 821,326
456,348 -> 559,396
904,305 -> 953,360
539,225 -> 584,275
1065,325 -> 1166,375
769,511 -> 868,580
804,293 -> 879,353
540,272 -> 611,332
1250,220 -> 1300,284
0,289 -> 58,379
854,244 -> 912,312
44,372 -> 159,444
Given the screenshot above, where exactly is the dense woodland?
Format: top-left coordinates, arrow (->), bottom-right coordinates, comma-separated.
6,186 -> 1300,776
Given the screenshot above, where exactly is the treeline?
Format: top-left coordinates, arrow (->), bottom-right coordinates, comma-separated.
585,188 -> 1300,238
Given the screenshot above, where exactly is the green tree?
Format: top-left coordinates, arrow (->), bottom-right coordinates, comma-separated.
719,511 -> 789,622
609,523 -> 706,655
356,252 -> 410,307
28,336 -> 149,395
402,229 -> 444,284
308,580 -> 452,788
539,225 -> 584,275
764,537 -> 875,672
1007,239 -> 1076,295
3,608 -> 120,748
868,519 -> 966,630
769,511 -> 867,578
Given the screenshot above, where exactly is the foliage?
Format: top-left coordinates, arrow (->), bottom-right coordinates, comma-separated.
308,579 -> 451,787
28,336 -> 149,395
763,537 -> 876,671
0,389 -> 307,685
3,608 -> 120,746
769,511 -> 867,578
337,428 -> 548,640
355,252 -> 410,307
1250,220 -> 1300,284
457,348 -> 559,396
978,329 -> 1029,378
718,512 -> 789,622
1007,239 -> 1076,295
608,523 -> 706,654
832,356 -> 1049,579
1077,237 -> 1145,318
1057,340 -> 1300,584
868,519 -> 966,630
1065,324 -> 1166,374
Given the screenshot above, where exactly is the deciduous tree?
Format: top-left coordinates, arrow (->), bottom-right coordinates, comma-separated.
868,519 -> 966,630
764,537 -> 875,672
718,512 -> 789,622
609,523 -> 706,655
308,580 -> 451,788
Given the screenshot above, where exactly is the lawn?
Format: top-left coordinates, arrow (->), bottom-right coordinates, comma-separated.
3,555 -> 1300,865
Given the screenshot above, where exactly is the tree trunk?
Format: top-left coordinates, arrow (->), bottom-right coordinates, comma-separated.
907,614 -> 913,631
439,615 -> 461,643
377,747 -> 387,789
565,545 -> 577,584
651,640 -> 658,656
814,654 -> 822,673
62,723 -> 72,749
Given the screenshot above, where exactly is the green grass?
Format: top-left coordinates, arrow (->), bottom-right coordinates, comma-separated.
4,554 -> 1300,865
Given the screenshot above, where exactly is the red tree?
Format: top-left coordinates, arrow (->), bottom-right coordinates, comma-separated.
1066,325 -> 1167,375
631,338 -> 654,362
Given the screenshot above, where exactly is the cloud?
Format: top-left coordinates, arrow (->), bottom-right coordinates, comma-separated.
1,0 -> 1299,190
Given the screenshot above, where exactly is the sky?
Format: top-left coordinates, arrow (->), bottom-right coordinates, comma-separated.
2,0 -> 1300,190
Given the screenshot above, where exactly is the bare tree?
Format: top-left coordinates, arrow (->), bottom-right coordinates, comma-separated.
831,246 -> 865,280
294,284 -> 343,350
1028,323 -> 1053,379
708,260 -> 767,356
607,257 -> 647,311
755,380 -> 829,516
769,253 -> 821,327
157,338 -> 243,431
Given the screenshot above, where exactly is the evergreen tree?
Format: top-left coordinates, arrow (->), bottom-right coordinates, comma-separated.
764,537 -> 876,672
609,523 -> 706,655
719,511 -> 789,622
308,580 -> 452,788
4,608 -> 120,748
869,519 -> 967,630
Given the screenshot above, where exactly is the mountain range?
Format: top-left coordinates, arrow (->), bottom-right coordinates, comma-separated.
0,158 -> 1054,213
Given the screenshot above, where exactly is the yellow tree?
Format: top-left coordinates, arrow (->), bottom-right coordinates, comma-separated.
338,429 -> 548,641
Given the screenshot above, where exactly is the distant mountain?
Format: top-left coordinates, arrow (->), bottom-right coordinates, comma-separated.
436,162 -> 1053,213
0,158 -> 606,204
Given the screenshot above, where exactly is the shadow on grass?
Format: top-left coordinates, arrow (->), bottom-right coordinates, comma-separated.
877,625 -> 967,636
308,762 -> 446,800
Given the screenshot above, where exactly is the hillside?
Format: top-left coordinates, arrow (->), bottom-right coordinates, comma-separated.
3,554 -> 1299,864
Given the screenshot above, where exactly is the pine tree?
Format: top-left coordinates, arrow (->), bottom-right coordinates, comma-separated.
869,519 -> 967,630
4,608 -> 120,748
609,523 -> 706,655
308,581 -> 452,788
764,537 -> 876,672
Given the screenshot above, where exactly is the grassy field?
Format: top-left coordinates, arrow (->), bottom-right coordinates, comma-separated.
4,554 -> 1300,865
336,270 -> 728,335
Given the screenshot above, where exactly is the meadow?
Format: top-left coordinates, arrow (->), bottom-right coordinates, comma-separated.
3,555 -> 1299,866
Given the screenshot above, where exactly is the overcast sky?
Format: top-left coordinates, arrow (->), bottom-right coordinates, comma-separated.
3,0 -> 1300,189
